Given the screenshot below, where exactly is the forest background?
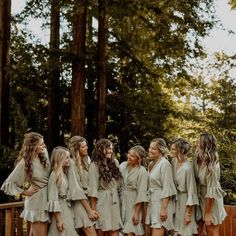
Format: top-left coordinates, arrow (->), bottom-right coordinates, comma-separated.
0,0 -> 235,204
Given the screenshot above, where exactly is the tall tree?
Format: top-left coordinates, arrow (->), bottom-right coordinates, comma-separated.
71,0 -> 87,136
47,0 -> 61,151
0,0 -> 11,150
97,0 -> 106,139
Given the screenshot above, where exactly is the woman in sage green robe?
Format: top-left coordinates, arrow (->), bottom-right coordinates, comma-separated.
194,133 -> 227,236
120,145 -> 148,236
170,138 -> 198,236
146,138 -> 177,236
1,132 -> 50,236
88,138 -> 123,236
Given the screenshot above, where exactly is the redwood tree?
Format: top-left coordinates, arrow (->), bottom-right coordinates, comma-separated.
71,0 -> 87,136
47,0 -> 60,151
0,0 -> 11,149
97,0 -> 106,139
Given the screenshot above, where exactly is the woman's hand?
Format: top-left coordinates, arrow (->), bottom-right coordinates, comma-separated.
205,212 -> 213,226
23,185 -> 39,196
184,212 -> 192,225
133,211 -> 139,225
88,209 -> 100,221
160,207 -> 167,222
56,220 -> 64,232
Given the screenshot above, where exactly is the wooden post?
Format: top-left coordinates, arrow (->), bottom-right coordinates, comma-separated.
0,210 -> 3,236
5,208 -> 14,236
17,208 -> 23,236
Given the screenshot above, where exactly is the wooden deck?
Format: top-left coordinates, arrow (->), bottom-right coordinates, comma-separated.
0,202 -> 235,235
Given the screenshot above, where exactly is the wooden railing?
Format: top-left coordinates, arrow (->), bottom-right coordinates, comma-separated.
0,202 -> 235,236
0,201 -> 30,236
219,205 -> 236,236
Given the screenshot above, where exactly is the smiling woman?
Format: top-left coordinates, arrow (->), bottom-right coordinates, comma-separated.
88,138 -> 123,236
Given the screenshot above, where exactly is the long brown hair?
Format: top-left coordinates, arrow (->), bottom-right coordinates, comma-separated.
91,138 -> 122,185
196,133 -> 219,174
17,132 -> 47,181
68,136 -> 89,181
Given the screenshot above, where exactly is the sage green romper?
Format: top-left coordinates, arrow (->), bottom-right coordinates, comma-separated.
120,161 -> 148,235
193,160 -> 227,225
172,158 -> 198,236
47,171 -> 78,236
1,150 -> 50,223
146,157 -> 177,230
88,161 -> 123,231
69,159 -> 95,229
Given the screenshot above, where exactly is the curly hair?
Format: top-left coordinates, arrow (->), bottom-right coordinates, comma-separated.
129,145 -> 148,169
91,138 -> 122,185
68,135 -> 89,180
171,138 -> 191,161
196,133 -> 219,174
50,146 -> 70,188
17,132 -> 47,181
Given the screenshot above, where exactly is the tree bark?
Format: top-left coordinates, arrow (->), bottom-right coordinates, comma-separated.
71,0 -> 87,136
0,0 -> 11,149
97,0 -> 106,139
47,0 -> 60,152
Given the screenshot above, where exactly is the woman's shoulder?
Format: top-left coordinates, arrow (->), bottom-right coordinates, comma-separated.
120,161 -> 127,168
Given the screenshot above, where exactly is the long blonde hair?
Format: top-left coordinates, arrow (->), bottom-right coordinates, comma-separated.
50,147 -> 70,188
17,132 -> 47,181
68,136 -> 89,181
196,133 -> 219,174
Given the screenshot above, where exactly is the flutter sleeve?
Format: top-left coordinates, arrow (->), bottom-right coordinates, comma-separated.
185,165 -> 199,206
135,166 -> 148,204
205,163 -> 226,199
47,171 -> 61,212
160,160 -> 177,199
67,159 -> 87,200
88,162 -> 99,198
1,159 -> 25,196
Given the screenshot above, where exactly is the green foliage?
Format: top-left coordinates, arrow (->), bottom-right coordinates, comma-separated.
1,0 -> 235,203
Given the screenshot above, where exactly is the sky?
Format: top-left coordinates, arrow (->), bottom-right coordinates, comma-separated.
12,0 -> 236,56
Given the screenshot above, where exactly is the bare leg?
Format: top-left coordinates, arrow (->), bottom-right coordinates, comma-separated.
83,226 -> 97,236
107,230 -> 120,236
31,222 -> 47,236
97,229 -> 105,236
126,233 -> 135,236
197,220 -> 207,236
151,227 -> 165,236
206,224 -> 219,236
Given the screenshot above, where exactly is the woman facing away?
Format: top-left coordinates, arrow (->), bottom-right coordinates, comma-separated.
88,138 -> 123,236
47,147 -> 78,236
146,138 -> 177,236
1,132 -> 50,236
170,138 -> 198,236
193,133 -> 227,236
120,145 -> 148,236
68,136 -> 98,236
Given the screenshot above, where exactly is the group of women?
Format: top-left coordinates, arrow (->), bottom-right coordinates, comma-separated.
1,132 -> 227,236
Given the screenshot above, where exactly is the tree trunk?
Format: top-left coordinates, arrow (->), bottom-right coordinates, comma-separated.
71,0 -> 87,136
47,0 -> 60,152
97,0 -> 106,139
86,5 -> 96,151
0,0 -> 11,149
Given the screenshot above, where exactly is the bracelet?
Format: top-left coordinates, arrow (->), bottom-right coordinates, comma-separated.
185,212 -> 192,217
